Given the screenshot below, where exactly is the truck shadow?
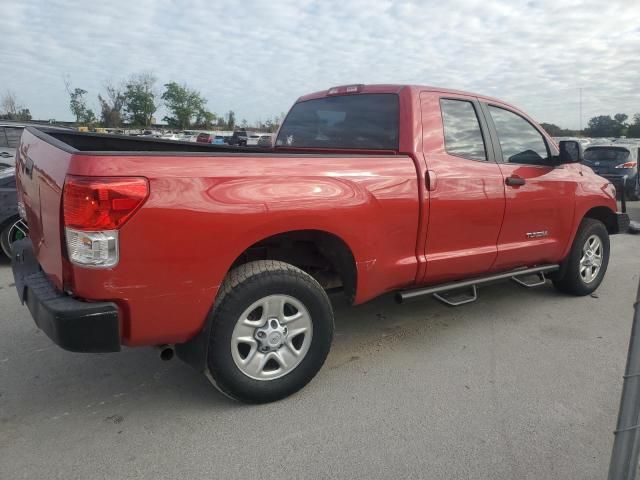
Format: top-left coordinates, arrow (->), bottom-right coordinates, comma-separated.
2,277 -> 573,420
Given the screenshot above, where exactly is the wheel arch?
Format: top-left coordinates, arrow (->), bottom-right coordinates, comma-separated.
175,228 -> 358,372
583,205 -> 619,234
226,229 -> 358,304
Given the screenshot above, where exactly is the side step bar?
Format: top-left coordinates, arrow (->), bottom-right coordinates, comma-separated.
395,264 -> 559,304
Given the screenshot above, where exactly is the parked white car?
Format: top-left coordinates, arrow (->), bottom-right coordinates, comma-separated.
160,133 -> 181,141
257,134 -> 274,147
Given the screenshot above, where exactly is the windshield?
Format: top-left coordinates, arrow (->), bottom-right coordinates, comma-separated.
584,147 -> 630,163
276,93 -> 399,150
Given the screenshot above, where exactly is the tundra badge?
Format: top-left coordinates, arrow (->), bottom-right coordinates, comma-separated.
526,230 -> 549,239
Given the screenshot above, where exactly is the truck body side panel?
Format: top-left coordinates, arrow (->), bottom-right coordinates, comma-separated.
25,148 -> 420,346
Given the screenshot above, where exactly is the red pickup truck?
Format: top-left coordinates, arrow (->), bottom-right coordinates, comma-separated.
12,84 -> 628,403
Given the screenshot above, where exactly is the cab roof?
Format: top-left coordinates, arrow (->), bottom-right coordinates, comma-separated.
296,84 -> 510,106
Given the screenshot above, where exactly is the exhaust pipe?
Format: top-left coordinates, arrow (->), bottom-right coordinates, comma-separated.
156,344 -> 175,361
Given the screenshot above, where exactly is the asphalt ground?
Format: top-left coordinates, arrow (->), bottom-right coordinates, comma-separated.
0,203 -> 639,480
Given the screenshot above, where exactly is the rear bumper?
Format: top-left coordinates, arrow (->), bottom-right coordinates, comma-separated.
11,238 -> 121,353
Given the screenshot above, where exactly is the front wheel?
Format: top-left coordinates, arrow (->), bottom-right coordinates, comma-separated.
553,218 -> 610,296
206,260 -> 334,403
1,217 -> 29,258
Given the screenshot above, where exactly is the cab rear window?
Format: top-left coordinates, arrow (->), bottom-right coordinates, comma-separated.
276,94 -> 399,150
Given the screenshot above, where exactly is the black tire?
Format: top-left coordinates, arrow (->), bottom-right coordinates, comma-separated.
553,218 -> 610,296
206,260 -> 333,403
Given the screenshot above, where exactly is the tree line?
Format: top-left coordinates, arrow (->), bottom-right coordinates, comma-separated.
2,82 -> 638,137
0,91 -> 32,122
62,72 -> 279,131
542,113 -> 640,138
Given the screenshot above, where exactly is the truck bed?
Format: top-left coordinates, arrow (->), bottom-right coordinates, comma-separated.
32,127 -> 271,154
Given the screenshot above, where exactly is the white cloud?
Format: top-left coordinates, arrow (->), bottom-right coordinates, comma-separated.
2,0 -> 639,128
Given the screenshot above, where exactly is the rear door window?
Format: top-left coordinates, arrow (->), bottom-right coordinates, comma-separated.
440,99 -> 487,161
276,93 -> 399,150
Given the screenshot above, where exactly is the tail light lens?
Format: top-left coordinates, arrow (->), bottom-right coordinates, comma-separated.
615,162 -> 637,169
63,176 -> 149,230
63,176 -> 149,267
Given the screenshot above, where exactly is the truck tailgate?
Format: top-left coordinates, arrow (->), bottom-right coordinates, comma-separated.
16,128 -> 72,290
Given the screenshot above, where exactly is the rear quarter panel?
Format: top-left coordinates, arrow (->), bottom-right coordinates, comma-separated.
15,129 -> 73,289
69,153 -> 420,345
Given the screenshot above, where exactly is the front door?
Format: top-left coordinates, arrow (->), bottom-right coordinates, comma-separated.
480,103 -> 576,270
420,92 -> 506,284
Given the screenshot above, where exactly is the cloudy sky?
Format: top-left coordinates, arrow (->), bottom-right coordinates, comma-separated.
3,0 -> 639,128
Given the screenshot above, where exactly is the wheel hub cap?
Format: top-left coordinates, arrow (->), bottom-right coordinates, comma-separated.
579,234 -> 603,284
255,318 -> 288,352
230,294 -> 313,381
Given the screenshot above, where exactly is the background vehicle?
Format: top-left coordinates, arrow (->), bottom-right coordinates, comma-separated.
257,134 -> 273,147
583,143 -> 639,200
12,84 -> 627,404
160,132 -> 181,141
0,169 -> 27,258
196,132 -> 214,143
179,130 -> 199,142
228,130 -> 248,146
212,135 -> 225,145
246,133 -> 262,146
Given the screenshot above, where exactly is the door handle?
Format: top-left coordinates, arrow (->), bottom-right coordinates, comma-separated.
425,169 -> 437,191
505,175 -> 526,187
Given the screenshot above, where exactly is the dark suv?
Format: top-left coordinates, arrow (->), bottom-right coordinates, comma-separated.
228,130 -> 248,146
583,144 -> 639,200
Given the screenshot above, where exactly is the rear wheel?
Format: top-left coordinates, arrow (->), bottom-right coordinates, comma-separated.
206,260 -> 333,403
553,218 -> 610,296
1,217 -> 28,258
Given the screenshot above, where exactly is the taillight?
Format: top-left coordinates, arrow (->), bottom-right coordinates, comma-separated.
63,176 -> 148,230
63,176 -> 148,268
615,162 -> 637,169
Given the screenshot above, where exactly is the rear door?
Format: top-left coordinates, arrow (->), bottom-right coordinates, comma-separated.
481,103 -> 575,270
419,92 -> 506,284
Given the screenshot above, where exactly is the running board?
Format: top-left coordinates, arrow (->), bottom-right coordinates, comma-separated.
395,264 -> 559,304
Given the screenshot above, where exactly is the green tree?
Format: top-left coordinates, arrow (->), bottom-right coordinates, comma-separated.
69,87 -> 88,123
540,122 -> 578,137
614,113 -> 628,125
15,108 -> 32,121
194,110 -> 216,129
65,82 -> 96,125
0,91 -> 32,121
161,82 -> 213,129
627,114 -> 640,138
226,110 -> 235,130
584,115 -> 620,137
98,82 -> 125,127
123,73 -> 157,127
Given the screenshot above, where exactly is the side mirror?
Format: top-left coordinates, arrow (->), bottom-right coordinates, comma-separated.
558,140 -> 583,164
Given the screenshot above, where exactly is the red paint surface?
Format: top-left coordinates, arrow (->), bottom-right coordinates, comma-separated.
16,85 -> 618,346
